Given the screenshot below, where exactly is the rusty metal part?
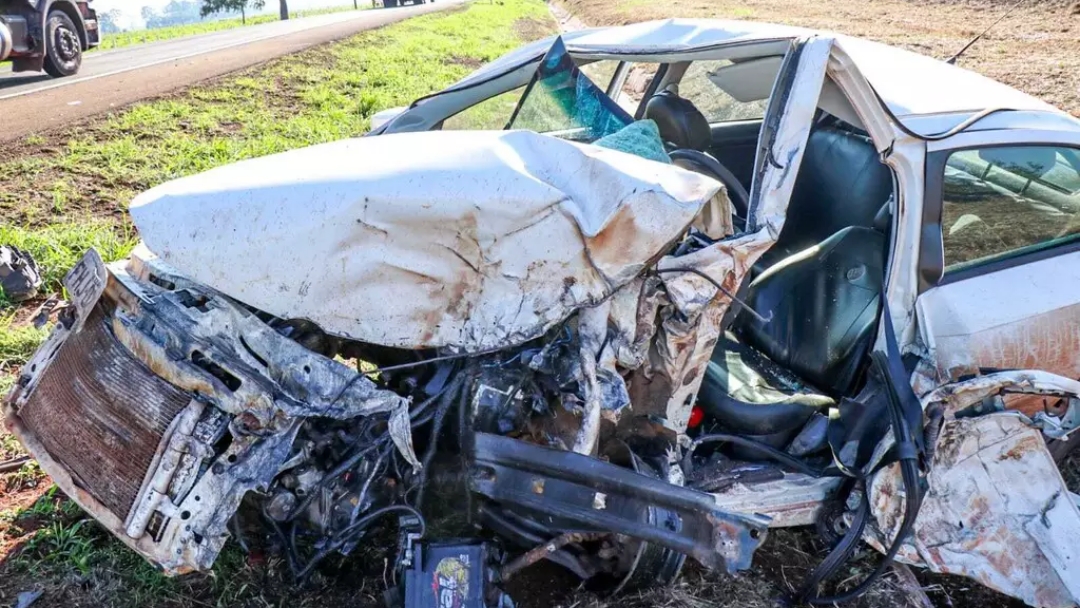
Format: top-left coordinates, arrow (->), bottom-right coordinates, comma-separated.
4,249 -> 415,575
500,532 -> 608,581
16,304 -> 191,518
0,456 -> 31,474
710,473 -> 842,528
627,229 -> 772,433
470,432 -> 769,574
869,413 -> 1080,608
126,399 -> 207,538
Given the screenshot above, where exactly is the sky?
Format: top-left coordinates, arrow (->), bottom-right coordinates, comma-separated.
93,0 -> 354,29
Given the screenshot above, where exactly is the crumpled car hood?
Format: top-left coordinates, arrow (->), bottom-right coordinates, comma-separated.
130,129 -> 721,352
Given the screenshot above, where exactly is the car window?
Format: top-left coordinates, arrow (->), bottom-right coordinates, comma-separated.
506,38 -> 632,142
442,86 -> 526,131
678,60 -> 769,123
577,59 -> 619,93
613,62 -> 660,116
940,145 -> 1080,271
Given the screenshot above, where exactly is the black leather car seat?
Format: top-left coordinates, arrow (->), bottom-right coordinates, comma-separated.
693,126 -> 893,448
643,90 -> 711,151
754,127 -> 894,272
697,225 -> 887,446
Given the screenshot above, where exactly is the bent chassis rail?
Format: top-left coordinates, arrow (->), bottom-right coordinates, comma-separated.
470,432 -> 770,573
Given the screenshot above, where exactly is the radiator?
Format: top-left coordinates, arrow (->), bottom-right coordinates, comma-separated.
17,306 -> 190,520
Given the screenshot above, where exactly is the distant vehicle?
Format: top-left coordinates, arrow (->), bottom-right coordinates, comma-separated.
382,0 -> 427,8
0,0 -> 99,77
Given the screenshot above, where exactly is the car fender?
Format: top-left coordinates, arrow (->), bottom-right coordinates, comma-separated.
867,371 -> 1080,608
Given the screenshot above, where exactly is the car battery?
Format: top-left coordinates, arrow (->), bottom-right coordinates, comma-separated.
398,541 -> 513,608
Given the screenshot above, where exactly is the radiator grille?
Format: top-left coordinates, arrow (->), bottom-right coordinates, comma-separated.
19,306 -> 190,519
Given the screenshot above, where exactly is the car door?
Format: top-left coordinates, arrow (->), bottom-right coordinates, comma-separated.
915,128 -> 1080,383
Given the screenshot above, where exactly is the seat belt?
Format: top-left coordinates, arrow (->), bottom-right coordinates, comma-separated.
794,298 -> 926,604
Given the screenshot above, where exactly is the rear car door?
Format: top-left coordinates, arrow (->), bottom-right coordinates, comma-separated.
915,128 -> 1080,382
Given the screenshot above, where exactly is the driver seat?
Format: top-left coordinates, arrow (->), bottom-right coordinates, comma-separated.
644,90 -> 750,224
696,225 -> 887,447
643,90 -> 712,151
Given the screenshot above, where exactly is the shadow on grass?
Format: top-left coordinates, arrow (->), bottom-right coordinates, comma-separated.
0,479 -> 419,608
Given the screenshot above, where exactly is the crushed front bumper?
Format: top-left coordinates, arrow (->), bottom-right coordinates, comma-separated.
3,247 -> 773,578
4,247 -> 412,574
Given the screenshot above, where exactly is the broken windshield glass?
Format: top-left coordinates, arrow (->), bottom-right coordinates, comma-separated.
506,37 -> 633,142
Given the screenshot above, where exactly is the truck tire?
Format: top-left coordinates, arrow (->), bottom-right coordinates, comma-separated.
43,10 -> 82,78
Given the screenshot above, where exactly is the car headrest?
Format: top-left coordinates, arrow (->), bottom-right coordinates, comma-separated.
643,90 -> 711,151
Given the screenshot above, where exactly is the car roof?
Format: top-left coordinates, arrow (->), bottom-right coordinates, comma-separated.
464,19 -> 1074,123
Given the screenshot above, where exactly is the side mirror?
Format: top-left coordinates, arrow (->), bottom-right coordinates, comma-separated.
370,106 -> 407,132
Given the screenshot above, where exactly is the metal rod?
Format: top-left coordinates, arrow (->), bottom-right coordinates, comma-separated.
500,532 -> 607,581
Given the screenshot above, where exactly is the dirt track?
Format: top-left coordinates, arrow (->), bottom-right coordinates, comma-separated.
0,1 -> 463,142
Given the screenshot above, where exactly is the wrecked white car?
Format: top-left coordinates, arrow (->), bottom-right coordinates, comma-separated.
7,19 -> 1080,608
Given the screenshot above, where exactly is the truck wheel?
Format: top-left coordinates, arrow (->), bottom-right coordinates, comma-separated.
43,11 -> 82,78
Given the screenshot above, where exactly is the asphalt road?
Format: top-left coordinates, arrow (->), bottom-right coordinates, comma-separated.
0,1 -> 461,141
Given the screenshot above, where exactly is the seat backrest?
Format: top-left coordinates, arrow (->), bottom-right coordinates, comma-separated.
643,91 -> 711,151
736,226 -> 886,396
757,127 -> 893,269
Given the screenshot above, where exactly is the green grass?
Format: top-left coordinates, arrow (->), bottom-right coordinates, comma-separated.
0,1 -> 557,605
0,429 -> 26,461
95,4 -> 370,52
0,224 -> 138,300
0,315 -> 46,372
0,0 -> 553,231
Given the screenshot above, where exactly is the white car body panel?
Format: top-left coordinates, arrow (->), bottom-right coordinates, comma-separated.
869,372 -> 1080,608
129,129 -> 722,352
917,128 -> 1080,381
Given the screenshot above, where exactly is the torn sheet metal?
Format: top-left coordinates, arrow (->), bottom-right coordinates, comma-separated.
710,473 -> 842,528
5,249 -> 416,575
627,231 -> 772,431
917,370 -> 1080,440
867,372 -> 1080,608
623,38 -> 828,433
129,129 -> 720,354
919,369 -> 1080,419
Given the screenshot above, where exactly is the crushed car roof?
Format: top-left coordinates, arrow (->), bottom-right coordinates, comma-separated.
461,19 -> 1071,121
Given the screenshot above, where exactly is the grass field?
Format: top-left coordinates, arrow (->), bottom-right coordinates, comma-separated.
0,0 -> 1078,606
95,4 -> 371,52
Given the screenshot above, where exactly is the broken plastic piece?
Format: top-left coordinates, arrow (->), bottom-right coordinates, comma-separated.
0,245 -> 43,302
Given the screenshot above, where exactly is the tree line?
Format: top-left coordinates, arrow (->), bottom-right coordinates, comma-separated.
98,0 -> 292,33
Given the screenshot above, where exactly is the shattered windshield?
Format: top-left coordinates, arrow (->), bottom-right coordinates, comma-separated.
505,37 -> 633,142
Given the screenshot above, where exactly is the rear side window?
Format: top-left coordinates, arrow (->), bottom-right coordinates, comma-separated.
940,145 -> 1080,271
